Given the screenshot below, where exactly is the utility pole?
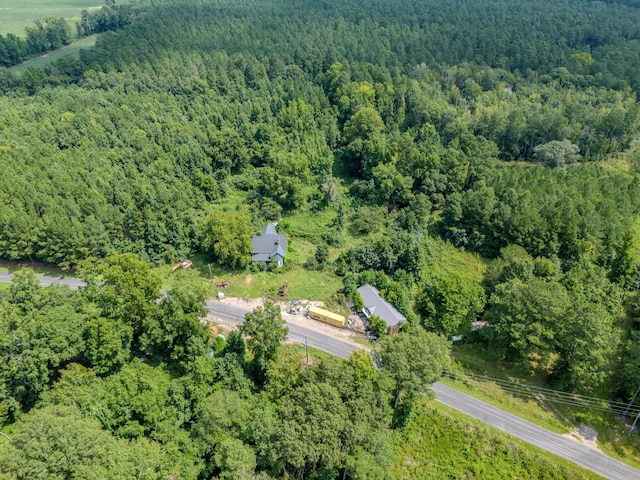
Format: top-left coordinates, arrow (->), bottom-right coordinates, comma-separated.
624,384 -> 640,418
207,264 -> 213,281
629,409 -> 640,437
305,335 -> 309,365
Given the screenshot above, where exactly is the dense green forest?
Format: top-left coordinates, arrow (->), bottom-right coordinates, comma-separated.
2,0 -> 640,476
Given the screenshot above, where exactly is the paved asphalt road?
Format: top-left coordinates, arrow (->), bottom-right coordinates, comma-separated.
0,270 -> 86,290
2,272 -> 640,478
0,272 -> 360,359
205,301 -> 361,359
432,383 -> 640,480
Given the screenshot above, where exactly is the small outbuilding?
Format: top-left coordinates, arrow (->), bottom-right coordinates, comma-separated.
252,223 -> 287,268
357,284 -> 407,334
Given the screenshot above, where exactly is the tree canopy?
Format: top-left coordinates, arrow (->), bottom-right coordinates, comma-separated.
240,302 -> 289,383
2,0 -> 640,474
202,208 -> 253,269
375,327 -> 451,408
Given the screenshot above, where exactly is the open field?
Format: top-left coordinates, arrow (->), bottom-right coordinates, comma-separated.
0,0 -> 103,37
394,397 -> 606,480
161,253 -> 344,306
10,34 -> 96,73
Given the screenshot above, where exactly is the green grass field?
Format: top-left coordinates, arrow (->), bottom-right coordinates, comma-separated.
10,34 -> 96,73
161,252 -> 344,306
394,397 -> 605,480
0,0 -> 103,37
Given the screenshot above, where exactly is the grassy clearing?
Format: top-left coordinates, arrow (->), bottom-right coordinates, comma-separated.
599,154 -> 632,173
10,35 -> 97,73
0,0 -> 103,37
159,202 -> 489,308
0,258 -> 71,277
423,234 -> 487,283
278,209 -> 337,246
161,253 -> 343,305
279,342 -> 339,365
393,397 -> 605,480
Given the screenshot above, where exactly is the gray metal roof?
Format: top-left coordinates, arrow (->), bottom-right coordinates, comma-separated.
262,224 -> 278,235
357,284 -> 407,327
252,224 -> 287,262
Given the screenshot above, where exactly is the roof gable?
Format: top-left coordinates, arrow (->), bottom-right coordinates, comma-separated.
262,223 -> 278,235
252,224 -> 287,261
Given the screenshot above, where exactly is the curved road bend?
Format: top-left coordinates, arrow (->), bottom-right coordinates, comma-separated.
205,301 -> 360,360
2,272 -> 640,478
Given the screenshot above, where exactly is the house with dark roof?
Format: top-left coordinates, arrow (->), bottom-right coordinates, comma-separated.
252,224 -> 287,267
357,284 -> 407,334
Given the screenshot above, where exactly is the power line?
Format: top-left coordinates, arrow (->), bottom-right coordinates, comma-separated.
448,372 -> 640,417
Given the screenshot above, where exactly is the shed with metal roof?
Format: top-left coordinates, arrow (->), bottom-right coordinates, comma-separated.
357,284 -> 407,334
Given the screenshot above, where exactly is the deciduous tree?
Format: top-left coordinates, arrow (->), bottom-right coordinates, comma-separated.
374,327 -> 451,408
201,208 -> 253,270
240,302 -> 288,383
418,274 -> 486,336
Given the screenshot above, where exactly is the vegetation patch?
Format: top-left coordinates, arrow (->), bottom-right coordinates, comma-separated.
393,398 -> 605,480
10,35 -> 96,73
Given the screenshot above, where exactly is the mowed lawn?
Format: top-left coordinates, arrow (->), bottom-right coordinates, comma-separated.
11,34 -> 97,73
0,0 -> 103,36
